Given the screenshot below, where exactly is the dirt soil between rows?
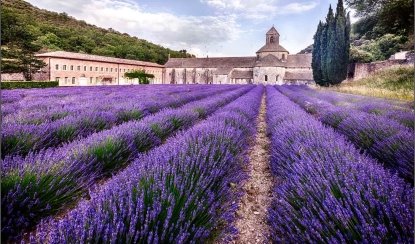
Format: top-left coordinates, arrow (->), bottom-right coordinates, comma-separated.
232,93 -> 274,243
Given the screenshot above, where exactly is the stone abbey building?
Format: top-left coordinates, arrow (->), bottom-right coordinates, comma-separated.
1,26 -> 313,86
164,26 -> 313,85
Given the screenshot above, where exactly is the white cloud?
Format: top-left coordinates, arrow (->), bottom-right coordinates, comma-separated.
26,0 -> 240,56
280,2 -> 318,14
201,0 -> 317,19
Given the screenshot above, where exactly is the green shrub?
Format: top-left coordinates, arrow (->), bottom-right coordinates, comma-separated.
1,81 -> 58,89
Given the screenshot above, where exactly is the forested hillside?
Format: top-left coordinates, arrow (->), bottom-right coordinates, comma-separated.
1,0 -> 194,65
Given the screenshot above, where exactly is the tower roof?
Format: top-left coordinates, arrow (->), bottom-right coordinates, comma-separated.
266,26 -> 279,35
256,43 -> 288,53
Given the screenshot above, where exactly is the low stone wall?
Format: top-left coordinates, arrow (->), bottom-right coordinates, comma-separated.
353,59 -> 411,80
1,72 -> 49,81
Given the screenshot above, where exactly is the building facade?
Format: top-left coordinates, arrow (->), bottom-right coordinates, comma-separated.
35,51 -> 164,86
164,26 -> 313,85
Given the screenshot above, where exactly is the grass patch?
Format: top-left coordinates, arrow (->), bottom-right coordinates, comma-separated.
324,66 -> 414,101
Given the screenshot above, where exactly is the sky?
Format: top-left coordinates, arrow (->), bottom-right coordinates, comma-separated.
26,0 -> 358,57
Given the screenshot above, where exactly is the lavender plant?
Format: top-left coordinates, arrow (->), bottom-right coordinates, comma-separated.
30,86 -> 262,243
277,85 -> 414,182
1,86 -> 253,241
266,86 -> 413,242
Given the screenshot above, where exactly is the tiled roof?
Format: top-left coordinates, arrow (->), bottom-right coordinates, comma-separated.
284,71 -> 313,80
266,26 -> 280,35
213,67 -> 233,75
164,57 -> 257,68
230,70 -> 253,79
255,54 -> 285,67
286,54 -> 312,68
36,51 -> 163,68
256,43 -> 288,53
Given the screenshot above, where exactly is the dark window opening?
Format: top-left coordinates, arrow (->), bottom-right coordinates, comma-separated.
265,75 -> 268,81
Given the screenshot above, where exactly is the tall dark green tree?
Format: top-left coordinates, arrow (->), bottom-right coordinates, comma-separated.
330,0 -> 348,84
312,21 -> 324,84
312,0 -> 350,86
325,5 -> 337,84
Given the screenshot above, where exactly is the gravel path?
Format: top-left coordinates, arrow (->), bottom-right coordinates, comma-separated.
232,93 -> 273,243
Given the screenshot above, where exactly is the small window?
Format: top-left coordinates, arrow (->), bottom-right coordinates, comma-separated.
111,68 -> 113,72
90,77 -> 93,84
276,76 -> 278,81
96,77 -> 99,83
90,66 -> 93,71
95,67 -> 98,71
55,77 -> 60,82
77,66 -> 81,71
72,77 -> 76,84
65,77 -> 69,83
55,64 -> 59,70
265,75 -> 268,81
106,68 -> 108,72
282,54 -> 286,60
63,65 -> 67,71
101,67 -> 104,71
70,65 -> 74,71
115,68 -> 118,72
84,66 -> 87,71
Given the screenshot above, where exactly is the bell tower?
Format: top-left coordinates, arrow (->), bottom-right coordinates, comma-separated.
266,25 -> 279,45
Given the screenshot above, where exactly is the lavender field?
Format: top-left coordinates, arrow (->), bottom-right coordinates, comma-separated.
1,85 -> 413,243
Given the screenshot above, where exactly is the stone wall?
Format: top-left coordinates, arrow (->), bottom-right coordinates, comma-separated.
1,72 -> 49,81
253,66 -> 285,85
353,59 -> 411,80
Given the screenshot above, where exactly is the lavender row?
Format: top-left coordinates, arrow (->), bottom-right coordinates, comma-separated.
277,85 -> 414,182
285,85 -> 414,129
1,86 -> 253,241
2,86 -> 238,158
30,86 -> 263,243
266,86 -> 413,242
1,85 -> 235,117
3,85 -> 236,125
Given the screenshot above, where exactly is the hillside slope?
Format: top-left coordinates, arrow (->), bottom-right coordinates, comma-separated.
1,0 -> 194,64
324,66 -> 414,101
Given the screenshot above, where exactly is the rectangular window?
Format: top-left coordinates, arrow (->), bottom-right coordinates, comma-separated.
90,66 -> 93,71
72,77 -> 76,84
55,64 -> 59,70
70,65 -> 74,71
115,68 -> 118,72
95,67 -> 98,71
101,67 -> 104,71
90,77 -> 93,84
55,77 -> 60,82
84,66 -> 87,71
63,65 -> 67,71
96,77 -> 99,83
265,75 -> 268,81
106,68 -> 108,72
65,77 -> 69,84
111,68 -> 113,72
77,66 -> 81,71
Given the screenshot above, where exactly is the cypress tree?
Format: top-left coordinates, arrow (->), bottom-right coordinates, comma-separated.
331,0 -> 348,84
325,5 -> 337,85
312,21 -> 324,85
313,0 -> 351,86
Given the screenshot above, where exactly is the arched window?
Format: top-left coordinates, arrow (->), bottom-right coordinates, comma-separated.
270,36 -> 274,43
265,75 -> 268,81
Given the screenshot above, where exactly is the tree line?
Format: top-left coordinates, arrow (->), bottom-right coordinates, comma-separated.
312,0 -> 351,86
